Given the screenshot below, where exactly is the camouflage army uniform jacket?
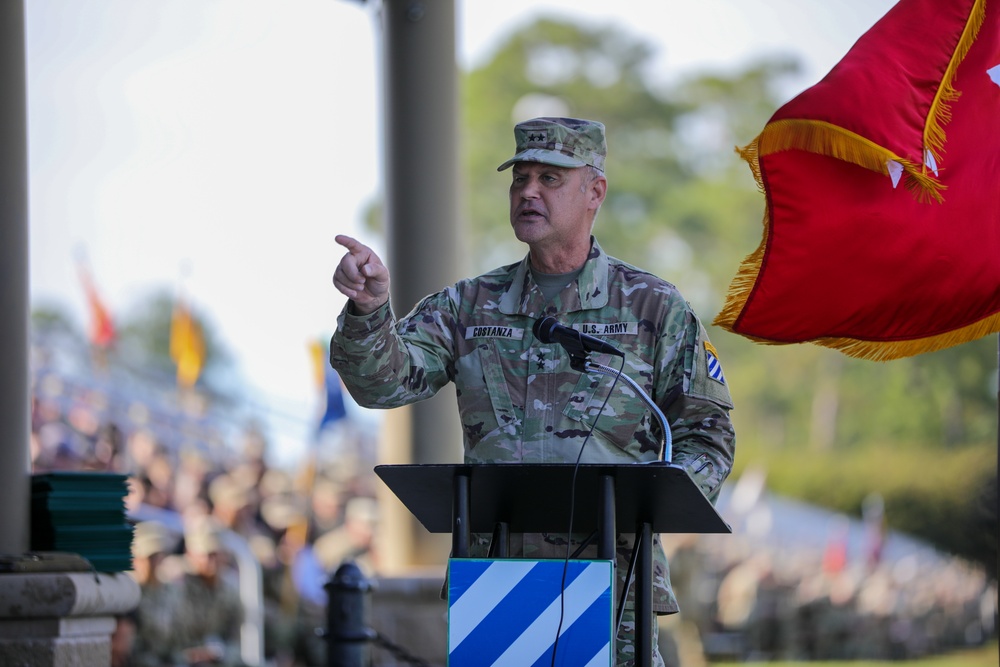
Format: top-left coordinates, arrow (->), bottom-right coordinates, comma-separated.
330,238 -> 735,613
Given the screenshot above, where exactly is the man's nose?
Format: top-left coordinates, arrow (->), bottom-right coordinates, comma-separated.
520,176 -> 541,198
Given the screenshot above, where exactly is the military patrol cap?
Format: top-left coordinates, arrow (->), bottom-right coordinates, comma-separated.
132,520 -> 175,559
261,494 -> 308,530
497,117 -> 606,172
184,516 -> 223,555
208,473 -> 250,509
345,496 -> 379,524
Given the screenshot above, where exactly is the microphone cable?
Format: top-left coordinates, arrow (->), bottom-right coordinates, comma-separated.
550,352 -> 627,667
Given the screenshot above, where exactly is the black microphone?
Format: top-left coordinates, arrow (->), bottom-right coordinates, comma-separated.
532,316 -> 625,358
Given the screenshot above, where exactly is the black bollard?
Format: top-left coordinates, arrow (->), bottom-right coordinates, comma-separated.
325,560 -> 375,667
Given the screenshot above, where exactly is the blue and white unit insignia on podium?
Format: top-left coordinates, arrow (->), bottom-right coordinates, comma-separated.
448,558 -> 613,666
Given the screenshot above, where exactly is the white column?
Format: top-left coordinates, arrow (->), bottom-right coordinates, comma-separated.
378,0 -> 465,569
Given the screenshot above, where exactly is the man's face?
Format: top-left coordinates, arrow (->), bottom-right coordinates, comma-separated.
508,162 -> 604,252
187,549 -> 221,578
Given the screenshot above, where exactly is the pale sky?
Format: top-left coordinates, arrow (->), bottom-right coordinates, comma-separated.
25,0 -> 898,467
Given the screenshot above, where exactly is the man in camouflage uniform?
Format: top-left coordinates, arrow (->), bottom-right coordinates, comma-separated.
129,520 -> 182,666
172,516 -> 245,666
331,117 -> 735,666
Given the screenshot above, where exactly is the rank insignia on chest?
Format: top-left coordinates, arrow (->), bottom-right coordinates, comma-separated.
704,341 -> 726,385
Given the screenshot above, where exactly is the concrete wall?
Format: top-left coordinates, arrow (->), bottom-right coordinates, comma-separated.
371,575 -> 448,667
0,571 -> 141,667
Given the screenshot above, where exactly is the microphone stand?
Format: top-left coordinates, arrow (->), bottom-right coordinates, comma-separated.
569,352 -> 673,655
569,354 -> 673,464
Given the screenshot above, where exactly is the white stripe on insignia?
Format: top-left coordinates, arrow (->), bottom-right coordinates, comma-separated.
584,645 -> 613,667
449,560 -> 536,649
573,322 -> 637,336
706,350 -> 726,384
491,562 -> 611,667
465,325 -> 525,340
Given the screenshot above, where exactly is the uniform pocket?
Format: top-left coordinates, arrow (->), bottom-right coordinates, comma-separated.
562,358 -> 656,454
455,341 -> 516,452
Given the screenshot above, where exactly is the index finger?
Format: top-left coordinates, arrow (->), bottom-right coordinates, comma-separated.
335,234 -> 368,255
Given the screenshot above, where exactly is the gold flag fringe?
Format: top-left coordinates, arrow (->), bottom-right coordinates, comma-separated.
735,139 -> 764,193
923,0 -> 987,165
756,119 -> 946,203
713,200 -> 768,332
816,311 -> 1000,361
717,309 -> 1000,362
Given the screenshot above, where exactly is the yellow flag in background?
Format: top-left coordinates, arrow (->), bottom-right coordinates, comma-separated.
170,300 -> 204,388
308,338 -> 326,391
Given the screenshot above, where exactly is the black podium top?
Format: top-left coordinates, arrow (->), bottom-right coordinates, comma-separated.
375,462 -> 730,535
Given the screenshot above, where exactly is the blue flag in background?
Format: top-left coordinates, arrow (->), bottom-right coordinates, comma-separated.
310,338 -> 348,435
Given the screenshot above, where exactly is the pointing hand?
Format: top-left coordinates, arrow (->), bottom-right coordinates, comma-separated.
333,235 -> 390,315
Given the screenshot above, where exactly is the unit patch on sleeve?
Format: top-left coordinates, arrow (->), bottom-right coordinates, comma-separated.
704,341 -> 726,385
464,325 -> 525,341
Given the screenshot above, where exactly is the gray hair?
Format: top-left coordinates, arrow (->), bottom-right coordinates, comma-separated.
580,165 -> 605,225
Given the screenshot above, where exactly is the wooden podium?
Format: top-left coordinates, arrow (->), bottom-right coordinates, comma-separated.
376,462 -> 730,667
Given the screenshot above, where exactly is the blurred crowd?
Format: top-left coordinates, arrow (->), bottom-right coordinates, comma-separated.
29,358 -> 998,666
31,365 -> 381,667
658,529 -> 997,665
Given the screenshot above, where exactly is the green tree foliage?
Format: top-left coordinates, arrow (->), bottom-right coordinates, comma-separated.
460,17 -> 997,569
116,289 -> 231,391
30,303 -> 82,339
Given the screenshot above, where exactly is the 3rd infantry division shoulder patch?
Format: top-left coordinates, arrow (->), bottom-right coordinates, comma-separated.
704,341 -> 726,385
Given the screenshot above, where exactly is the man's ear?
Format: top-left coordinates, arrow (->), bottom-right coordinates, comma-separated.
589,174 -> 608,209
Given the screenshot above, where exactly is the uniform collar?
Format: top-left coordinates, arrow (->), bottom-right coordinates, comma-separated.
499,237 -> 610,315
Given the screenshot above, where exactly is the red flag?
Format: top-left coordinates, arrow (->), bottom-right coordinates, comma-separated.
715,0 -> 1000,361
78,265 -> 116,349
